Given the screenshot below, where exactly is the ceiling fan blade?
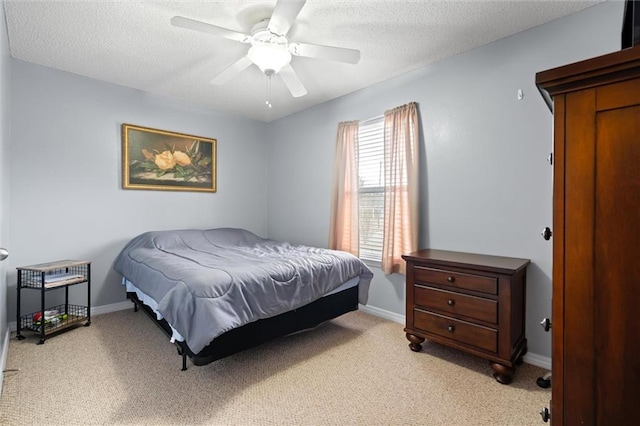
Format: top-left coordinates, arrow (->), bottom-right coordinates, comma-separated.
210,56 -> 253,85
289,42 -> 360,64
279,64 -> 307,98
171,16 -> 252,44
267,0 -> 306,36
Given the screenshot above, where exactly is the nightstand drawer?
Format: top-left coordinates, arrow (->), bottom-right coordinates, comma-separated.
413,309 -> 497,353
414,266 -> 497,294
414,285 -> 498,324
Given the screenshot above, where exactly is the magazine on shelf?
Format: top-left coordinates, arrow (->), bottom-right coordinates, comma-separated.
44,273 -> 84,283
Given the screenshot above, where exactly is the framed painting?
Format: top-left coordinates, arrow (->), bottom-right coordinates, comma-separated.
122,123 -> 216,192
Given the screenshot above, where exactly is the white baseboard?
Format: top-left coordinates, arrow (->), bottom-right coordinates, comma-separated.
358,304 -> 552,371
91,300 -> 134,317
8,299 -> 134,333
522,352 -> 552,370
359,304 -> 405,324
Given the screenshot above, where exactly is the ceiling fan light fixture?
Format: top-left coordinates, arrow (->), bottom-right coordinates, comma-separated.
247,43 -> 292,76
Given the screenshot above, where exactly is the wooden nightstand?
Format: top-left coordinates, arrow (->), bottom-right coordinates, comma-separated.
402,249 -> 529,384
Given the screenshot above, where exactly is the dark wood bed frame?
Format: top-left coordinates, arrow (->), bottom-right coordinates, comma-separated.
127,284 -> 360,370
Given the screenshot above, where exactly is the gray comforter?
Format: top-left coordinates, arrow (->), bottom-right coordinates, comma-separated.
113,228 -> 373,353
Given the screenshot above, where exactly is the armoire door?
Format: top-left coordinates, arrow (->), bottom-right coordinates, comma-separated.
592,78 -> 640,424
556,72 -> 640,425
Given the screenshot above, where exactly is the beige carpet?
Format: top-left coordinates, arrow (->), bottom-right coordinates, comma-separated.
0,308 -> 550,425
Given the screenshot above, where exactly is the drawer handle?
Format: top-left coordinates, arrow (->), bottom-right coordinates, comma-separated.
447,325 -> 455,332
446,276 -> 455,283
447,299 -> 455,306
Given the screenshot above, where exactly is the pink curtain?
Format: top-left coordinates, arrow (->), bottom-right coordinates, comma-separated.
382,102 -> 419,274
329,121 -> 360,256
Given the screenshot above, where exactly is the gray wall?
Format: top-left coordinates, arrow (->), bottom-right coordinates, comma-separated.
0,0 -> 11,375
6,60 -> 270,320
267,1 -> 626,360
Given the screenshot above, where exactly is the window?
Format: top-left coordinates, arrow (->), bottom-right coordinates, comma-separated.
357,117 -> 384,262
329,102 -> 419,274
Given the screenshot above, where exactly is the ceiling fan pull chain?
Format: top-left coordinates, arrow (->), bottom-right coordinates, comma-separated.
265,75 -> 273,109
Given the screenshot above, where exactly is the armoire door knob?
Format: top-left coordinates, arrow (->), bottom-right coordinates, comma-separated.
541,227 -> 552,240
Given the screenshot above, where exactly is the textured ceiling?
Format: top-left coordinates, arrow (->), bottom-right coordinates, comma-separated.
4,0 -> 602,122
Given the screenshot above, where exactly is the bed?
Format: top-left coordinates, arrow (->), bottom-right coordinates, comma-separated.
113,228 -> 373,369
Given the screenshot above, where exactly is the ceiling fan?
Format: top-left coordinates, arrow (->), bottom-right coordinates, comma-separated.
170,0 -> 361,102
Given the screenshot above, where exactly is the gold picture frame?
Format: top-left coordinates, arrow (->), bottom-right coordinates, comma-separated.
122,123 -> 216,192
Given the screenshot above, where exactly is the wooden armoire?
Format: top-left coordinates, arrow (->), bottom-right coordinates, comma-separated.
536,46 -> 640,424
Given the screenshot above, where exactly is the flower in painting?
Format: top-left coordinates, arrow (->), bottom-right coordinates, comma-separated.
131,139 -> 211,183
141,149 -> 155,160
155,150 -> 176,170
173,151 -> 191,166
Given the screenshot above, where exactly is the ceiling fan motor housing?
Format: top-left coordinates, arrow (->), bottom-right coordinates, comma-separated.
248,20 -> 292,75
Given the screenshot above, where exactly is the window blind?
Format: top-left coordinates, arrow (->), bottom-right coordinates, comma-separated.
357,117 -> 384,262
